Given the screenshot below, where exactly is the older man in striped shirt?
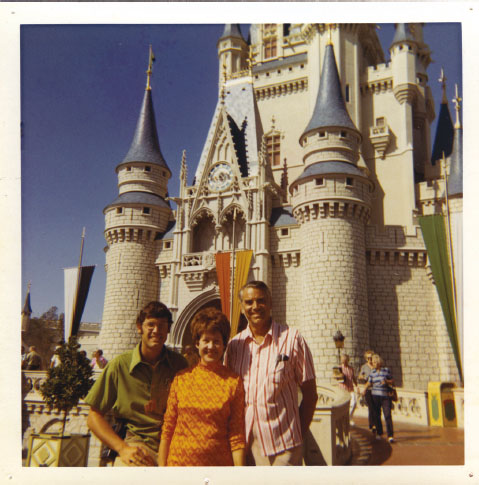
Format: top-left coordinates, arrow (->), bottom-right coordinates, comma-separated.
225,281 -> 318,466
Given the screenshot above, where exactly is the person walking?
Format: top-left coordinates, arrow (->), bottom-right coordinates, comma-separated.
24,346 -> 42,370
338,354 -> 357,425
358,350 -> 375,431
159,307 -> 245,466
362,354 -> 395,443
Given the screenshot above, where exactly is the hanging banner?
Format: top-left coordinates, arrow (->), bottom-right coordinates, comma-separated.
215,252 -> 231,319
419,215 -> 462,381
450,212 -> 463,373
231,250 -> 253,337
64,265 -> 95,341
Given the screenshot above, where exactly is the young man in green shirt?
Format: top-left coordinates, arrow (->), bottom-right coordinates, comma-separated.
85,302 -> 188,466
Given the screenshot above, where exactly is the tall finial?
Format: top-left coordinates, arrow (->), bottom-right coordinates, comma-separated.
326,23 -> 336,46
280,157 -> 289,192
180,149 -> 187,182
439,68 -> 448,104
27,281 -> 31,293
146,45 -> 155,91
452,83 -> 462,129
220,63 -> 227,104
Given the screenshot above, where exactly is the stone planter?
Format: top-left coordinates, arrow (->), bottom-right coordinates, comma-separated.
26,432 -> 90,467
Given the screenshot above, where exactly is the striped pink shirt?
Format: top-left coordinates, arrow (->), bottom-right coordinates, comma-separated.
225,321 -> 316,457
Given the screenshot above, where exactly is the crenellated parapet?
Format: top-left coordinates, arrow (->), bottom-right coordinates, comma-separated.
254,78 -> 308,100
293,200 -> 370,225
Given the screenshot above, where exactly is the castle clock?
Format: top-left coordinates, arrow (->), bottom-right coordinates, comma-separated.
207,162 -> 233,192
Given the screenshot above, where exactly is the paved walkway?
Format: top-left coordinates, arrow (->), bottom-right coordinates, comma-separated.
349,416 -> 464,465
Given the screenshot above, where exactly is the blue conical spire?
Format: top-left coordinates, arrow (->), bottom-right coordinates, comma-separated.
431,102 -> 454,165
120,89 -> 170,171
22,283 -> 32,315
391,23 -> 416,47
302,44 -> 357,136
219,24 -> 244,41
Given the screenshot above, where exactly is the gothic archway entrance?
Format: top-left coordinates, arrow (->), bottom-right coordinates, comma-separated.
180,298 -> 222,349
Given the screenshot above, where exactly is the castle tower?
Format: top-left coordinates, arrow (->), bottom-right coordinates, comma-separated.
99,50 -> 173,358
217,24 -> 249,87
290,41 -> 373,380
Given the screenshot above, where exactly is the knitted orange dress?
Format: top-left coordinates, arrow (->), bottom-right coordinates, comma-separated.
161,362 -> 245,466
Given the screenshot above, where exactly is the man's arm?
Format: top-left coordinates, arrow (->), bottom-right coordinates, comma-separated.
87,407 -> 155,466
299,379 -> 318,438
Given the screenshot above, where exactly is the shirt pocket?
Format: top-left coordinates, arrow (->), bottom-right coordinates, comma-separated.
272,361 -> 289,386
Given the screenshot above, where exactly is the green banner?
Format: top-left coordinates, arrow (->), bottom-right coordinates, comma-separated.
419,215 -> 462,381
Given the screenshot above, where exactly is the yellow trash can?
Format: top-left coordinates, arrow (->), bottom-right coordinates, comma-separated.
428,382 -> 457,427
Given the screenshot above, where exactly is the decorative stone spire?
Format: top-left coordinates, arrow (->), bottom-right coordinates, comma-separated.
302,43 -> 357,137
448,84 -> 463,196
120,48 -> 170,171
280,158 -> 288,192
439,68 -> 448,104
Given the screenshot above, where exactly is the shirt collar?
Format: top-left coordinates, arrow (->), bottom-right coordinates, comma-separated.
129,343 -> 171,373
245,319 -> 277,344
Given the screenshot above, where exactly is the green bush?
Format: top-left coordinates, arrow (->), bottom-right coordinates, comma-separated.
40,337 -> 94,436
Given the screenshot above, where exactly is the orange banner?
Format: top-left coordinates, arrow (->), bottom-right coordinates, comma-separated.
215,252 -> 231,319
231,250 -> 253,338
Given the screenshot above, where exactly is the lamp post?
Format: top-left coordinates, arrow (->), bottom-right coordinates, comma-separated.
332,330 -> 345,382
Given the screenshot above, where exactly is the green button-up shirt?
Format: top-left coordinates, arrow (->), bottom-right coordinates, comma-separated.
84,344 -> 188,452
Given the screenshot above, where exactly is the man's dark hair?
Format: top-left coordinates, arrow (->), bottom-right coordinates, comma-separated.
136,301 -> 173,329
238,280 -> 272,303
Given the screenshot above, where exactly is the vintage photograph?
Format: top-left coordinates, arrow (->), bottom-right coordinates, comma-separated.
2,2 -> 475,482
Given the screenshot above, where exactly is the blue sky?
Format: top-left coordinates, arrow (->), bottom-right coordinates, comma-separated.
20,22 -> 462,323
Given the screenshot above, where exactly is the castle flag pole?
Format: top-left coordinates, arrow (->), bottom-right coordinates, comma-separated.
230,208 -> 237,322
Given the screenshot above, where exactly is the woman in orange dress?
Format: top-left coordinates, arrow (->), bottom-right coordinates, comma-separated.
158,308 -> 245,466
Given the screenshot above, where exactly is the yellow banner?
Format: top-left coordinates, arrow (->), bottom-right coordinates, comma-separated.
230,250 -> 253,338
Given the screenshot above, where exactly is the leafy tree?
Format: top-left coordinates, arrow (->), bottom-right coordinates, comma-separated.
40,337 -> 94,437
23,306 -> 63,367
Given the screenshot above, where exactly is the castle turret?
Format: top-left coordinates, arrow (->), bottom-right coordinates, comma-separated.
290,42 -> 373,379
99,49 -> 173,358
217,24 -> 249,86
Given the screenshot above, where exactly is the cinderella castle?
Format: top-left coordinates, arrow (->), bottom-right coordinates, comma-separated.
98,23 -> 463,391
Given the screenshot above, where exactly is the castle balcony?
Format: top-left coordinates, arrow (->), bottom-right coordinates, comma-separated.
369,123 -> 391,159
180,251 -> 217,291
